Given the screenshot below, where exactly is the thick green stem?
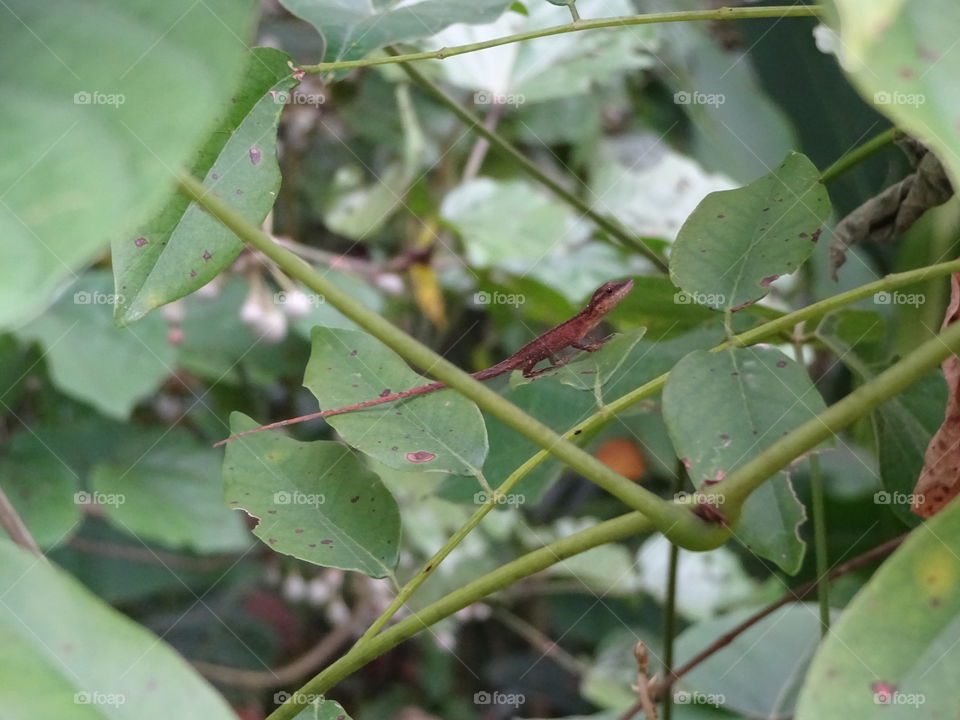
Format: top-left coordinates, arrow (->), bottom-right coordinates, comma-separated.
303,7 -> 821,74
808,453 -> 831,634
180,173 -> 720,549
720,319 -> 960,509
393,55 -> 668,270
267,512 -> 654,720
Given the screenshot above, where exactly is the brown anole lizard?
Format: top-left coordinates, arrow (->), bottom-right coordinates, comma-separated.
215,279 -> 634,446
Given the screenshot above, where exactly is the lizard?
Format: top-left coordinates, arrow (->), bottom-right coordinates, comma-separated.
215,278 -> 634,446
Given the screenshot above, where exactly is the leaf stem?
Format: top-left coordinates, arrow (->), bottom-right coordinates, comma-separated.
819,127 -> 899,184
302,7 -> 822,74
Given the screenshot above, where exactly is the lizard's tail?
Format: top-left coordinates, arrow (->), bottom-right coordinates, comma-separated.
213,380 -> 447,447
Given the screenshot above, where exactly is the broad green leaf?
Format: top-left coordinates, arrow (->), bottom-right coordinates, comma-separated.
677,604 -> 828,718
670,152 -> 831,312
0,0 -> 254,330
279,0 -> 512,64
662,347 -> 829,573
796,497 -> 960,718
15,271 -> 174,419
826,0 -> 960,188
0,433 -> 81,549
90,429 -> 249,554
429,0 -> 655,105
304,327 -> 488,475
0,540 -> 237,720
113,47 -> 295,325
817,310 -> 944,527
223,413 -> 400,577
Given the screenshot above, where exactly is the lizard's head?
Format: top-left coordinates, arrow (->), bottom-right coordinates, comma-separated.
588,279 -> 634,313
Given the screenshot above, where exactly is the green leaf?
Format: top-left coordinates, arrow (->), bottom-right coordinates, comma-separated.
662,347 -> 829,573
0,0 -> 254,330
826,0 -> 960,188
303,328 -> 488,476
280,0 -> 513,64
14,271 -> 175,419
113,47 -> 295,325
0,540 -> 238,719
223,413 -> 400,577
670,152 -> 831,312
90,430 -> 250,554
0,433 -> 81,549
677,604 -> 828,718
796,497 -> 960,717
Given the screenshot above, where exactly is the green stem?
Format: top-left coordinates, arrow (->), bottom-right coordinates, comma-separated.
303,7 -> 822,74
792,337 -> 830,635
721,318 -> 960,510
662,463 -> 686,720
819,127 -> 899,184
179,173 -> 719,550
267,512 -> 654,720
808,453 -> 831,634
393,54 -> 668,271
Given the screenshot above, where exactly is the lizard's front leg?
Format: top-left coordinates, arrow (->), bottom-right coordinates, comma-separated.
523,353 -> 571,378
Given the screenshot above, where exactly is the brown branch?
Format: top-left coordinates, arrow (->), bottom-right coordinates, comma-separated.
193,622 -> 354,689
